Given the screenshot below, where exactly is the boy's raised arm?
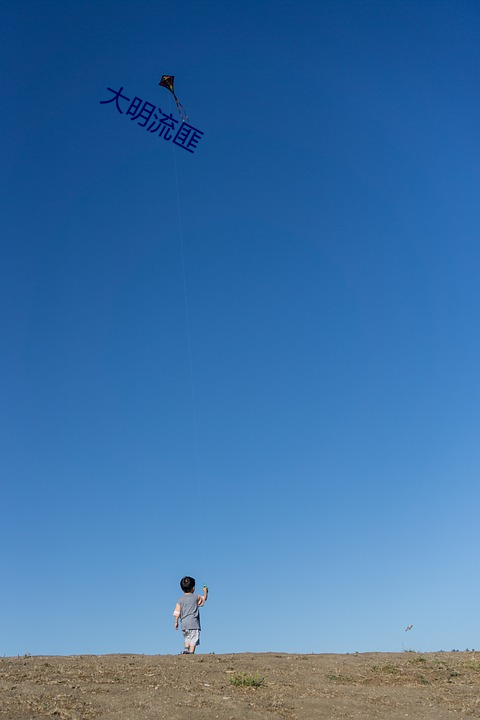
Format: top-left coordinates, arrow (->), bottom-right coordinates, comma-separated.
198,585 -> 208,606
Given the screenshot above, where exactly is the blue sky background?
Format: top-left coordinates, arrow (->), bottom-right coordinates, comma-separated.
1,0 -> 479,656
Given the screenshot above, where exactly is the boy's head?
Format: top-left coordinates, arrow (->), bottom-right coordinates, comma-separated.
180,576 -> 195,593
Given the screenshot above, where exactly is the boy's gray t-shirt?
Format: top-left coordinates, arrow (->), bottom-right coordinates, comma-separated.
178,593 -> 201,631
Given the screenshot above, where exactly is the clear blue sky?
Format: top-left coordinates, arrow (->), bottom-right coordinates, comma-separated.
2,0 -> 479,656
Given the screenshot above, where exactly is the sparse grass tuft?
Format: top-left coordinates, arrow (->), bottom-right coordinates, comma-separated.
325,672 -> 356,684
326,673 -> 339,681
466,660 -> 480,671
229,672 -> 265,688
371,664 -> 399,674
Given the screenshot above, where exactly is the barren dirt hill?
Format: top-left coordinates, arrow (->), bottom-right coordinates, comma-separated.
1,651 -> 479,719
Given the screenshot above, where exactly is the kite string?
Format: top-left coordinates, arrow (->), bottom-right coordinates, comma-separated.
171,141 -> 207,574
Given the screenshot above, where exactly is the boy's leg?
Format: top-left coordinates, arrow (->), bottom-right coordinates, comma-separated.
189,630 -> 200,653
182,630 -> 199,653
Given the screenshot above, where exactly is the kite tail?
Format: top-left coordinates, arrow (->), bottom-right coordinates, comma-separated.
174,95 -> 188,123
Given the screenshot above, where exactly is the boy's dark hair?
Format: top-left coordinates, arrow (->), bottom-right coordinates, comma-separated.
180,576 -> 195,593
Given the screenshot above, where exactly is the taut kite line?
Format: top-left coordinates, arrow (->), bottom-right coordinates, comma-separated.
159,75 -> 188,123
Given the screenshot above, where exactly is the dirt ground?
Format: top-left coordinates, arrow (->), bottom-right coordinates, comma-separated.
1,651 -> 479,720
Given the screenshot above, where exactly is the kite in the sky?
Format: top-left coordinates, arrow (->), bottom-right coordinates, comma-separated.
159,75 -> 188,123
405,625 -> 413,632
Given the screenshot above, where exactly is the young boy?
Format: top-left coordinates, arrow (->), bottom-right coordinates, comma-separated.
173,576 -> 208,654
